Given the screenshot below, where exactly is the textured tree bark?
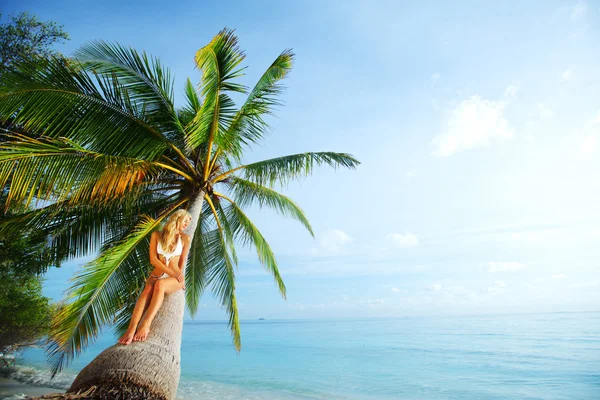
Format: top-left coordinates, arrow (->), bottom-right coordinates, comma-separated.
64,193 -> 205,400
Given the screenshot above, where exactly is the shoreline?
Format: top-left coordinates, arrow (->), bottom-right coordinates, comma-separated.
0,376 -> 65,399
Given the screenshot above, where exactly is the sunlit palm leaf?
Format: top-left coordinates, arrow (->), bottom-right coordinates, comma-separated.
0,134 -> 163,209
187,28 -> 247,153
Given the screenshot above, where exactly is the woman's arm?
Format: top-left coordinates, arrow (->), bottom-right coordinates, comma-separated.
149,232 -> 177,276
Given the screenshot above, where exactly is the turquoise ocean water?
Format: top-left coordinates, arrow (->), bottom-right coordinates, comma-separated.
4,312 -> 600,399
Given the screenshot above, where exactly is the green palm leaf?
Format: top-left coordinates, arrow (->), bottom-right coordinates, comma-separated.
217,195 -> 286,298
215,152 -> 360,187
187,28 -> 247,153
184,200 -> 215,316
0,56 -> 169,160
72,41 -> 193,160
202,190 -> 241,350
74,41 -> 175,116
177,78 -> 202,131
205,225 -> 240,350
226,177 -> 314,237
223,49 -> 294,159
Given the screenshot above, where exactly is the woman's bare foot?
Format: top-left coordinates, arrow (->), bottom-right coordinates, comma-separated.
133,324 -> 150,342
118,329 -> 135,345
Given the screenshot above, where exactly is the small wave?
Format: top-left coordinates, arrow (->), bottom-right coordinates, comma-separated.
4,364 -> 75,391
1,394 -> 30,400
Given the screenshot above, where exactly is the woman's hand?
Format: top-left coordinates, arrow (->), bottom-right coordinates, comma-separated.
176,274 -> 186,290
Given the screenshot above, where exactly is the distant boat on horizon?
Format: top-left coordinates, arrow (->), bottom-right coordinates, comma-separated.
258,318 -> 265,320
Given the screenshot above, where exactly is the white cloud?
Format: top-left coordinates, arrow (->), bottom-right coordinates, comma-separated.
391,287 -> 400,293
570,2 -> 587,21
552,273 -> 566,280
537,103 -> 553,118
427,283 -> 442,292
503,84 -> 519,98
562,69 -> 574,81
319,229 -> 353,252
387,232 -> 419,248
494,280 -> 506,288
580,135 -> 598,155
486,261 -> 527,273
432,95 -> 513,156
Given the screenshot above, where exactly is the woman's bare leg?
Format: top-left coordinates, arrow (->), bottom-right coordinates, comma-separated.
118,279 -> 156,345
133,277 -> 183,342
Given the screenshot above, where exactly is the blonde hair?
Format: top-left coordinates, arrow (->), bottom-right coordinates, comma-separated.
159,209 -> 192,253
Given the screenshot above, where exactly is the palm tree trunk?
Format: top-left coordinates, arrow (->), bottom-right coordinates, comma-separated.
65,192 -> 205,400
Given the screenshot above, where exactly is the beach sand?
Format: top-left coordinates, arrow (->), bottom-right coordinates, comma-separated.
0,377 -> 64,399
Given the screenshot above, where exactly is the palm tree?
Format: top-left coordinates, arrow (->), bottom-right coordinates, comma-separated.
0,29 -> 358,399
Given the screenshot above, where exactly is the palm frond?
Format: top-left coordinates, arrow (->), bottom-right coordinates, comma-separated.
223,50 -> 294,159
205,223 -> 241,351
217,194 -> 286,298
182,78 -> 202,117
224,177 -> 313,237
0,55 -> 169,160
73,41 -> 194,157
74,41 -> 175,117
0,134 -> 165,209
212,195 -> 239,265
188,28 -> 247,162
201,188 -> 241,350
184,199 -> 213,316
214,152 -> 360,187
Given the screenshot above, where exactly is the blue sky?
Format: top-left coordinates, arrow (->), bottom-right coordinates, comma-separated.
3,0 -> 600,320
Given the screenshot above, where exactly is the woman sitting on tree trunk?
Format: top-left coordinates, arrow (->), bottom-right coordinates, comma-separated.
118,209 -> 192,345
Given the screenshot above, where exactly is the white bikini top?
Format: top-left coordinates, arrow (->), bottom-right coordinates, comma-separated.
157,236 -> 183,258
